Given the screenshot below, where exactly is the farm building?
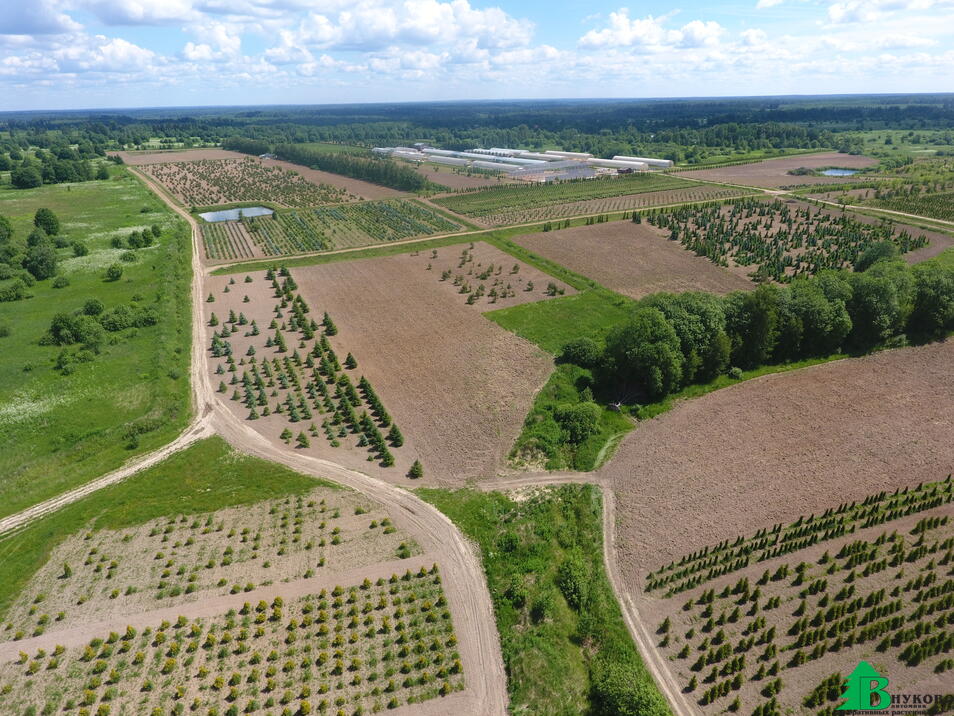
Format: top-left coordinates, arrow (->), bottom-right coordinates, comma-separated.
613,155 -> 674,168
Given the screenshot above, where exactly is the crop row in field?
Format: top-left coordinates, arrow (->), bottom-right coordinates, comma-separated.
1,566 -> 463,715
645,198 -> 929,280
475,184 -> 751,226
236,200 -> 461,257
646,479 -> 953,716
648,477 -> 953,596
201,222 -> 256,261
141,158 -> 356,208
871,190 -> 954,222
209,269 -> 411,470
2,489 -> 414,638
432,173 -> 697,218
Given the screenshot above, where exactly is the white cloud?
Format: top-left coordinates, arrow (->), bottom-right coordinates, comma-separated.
827,0 -> 954,24
755,0 -> 783,7
83,0 -> 199,25
0,1 -> 82,35
579,10 -> 724,50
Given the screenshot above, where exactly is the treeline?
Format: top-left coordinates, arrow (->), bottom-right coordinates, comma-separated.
562,246 -> 954,405
272,143 -> 429,192
221,137 -> 271,156
1,143 -> 107,188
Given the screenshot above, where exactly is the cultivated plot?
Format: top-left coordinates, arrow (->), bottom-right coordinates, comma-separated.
2,489 -> 417,637
602,339 -> 954,577
645,197 -> 940,280
0,564 -> 463,715
675,152 -> 878,188
472,184 -> 752,227
140,157 -> 355,208
643,485 -> 952,716
200,201 -> 463,263
512,221 -> 753,299
209,244 -> 570,482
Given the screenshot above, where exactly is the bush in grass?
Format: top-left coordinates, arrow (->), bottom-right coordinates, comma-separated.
556,551 -> 590,610
104,263 -> 123,282
554,402 -> 601,444
559,337 -> 602,368
591,659 -> 669,716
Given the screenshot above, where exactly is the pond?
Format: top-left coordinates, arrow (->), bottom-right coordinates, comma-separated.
199,206 -> 274,222
821,169 -> 859,176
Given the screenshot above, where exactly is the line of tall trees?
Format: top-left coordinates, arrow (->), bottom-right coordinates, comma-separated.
563,245 -> 954,402
272,143 -> 429,192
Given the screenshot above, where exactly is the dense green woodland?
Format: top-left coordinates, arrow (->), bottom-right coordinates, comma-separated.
5,94 -> 954,165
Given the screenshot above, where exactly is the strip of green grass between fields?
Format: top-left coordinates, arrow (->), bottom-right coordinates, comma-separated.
417,485 -> 670,716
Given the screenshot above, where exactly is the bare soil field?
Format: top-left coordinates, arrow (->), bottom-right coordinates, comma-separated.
207,244 -> 568,483
513,221 -> 753,298
675,152 -> 879,188
474,183 -> 752,227
260,157 -> 406,201
2,489 -> 418,638
117,149 -> 247,165
602,339 -> 954,581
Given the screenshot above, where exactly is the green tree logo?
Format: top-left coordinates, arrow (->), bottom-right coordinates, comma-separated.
837,661 -> 890,711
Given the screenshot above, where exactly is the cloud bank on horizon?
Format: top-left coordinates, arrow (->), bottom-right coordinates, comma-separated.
0,0 -> 952,110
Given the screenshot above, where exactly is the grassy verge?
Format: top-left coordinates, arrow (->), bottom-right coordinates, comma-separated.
0,437 -> 330,621
511,363 -> 633,471
0,170 -> 193,519
487,289 -> 635,354
417,485 -> 669,716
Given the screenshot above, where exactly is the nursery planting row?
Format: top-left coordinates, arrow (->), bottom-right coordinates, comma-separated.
644,198 -> 929,281
0,566 -> 464,715
141,158 -> 356,208
201,222 -> 256,262
432,172 -> 696,217
646,476 -> 953,596
651,497 -> 953,716
209,268 -> 410,471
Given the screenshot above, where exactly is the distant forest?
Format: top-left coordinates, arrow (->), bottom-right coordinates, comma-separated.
3,95 -> 954,164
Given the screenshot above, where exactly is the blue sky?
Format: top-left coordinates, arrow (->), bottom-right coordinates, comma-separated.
1,0 -> 953,111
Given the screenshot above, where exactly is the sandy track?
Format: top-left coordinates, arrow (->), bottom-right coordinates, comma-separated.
0,168 -> 509,716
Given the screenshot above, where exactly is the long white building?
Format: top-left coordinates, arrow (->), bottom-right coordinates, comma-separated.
612,155 -> 674,168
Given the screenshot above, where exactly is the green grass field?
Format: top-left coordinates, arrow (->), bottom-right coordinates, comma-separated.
487,289 -> 635,354
0,437 -> 326,622
433,173 -> 697,217
417,485 -> 668,716
0,169 -> 192,520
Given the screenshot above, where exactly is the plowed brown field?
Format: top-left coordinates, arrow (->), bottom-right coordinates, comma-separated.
513,222 -> 753,298
602,339 -> 954,584
675,152 -> 878,188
